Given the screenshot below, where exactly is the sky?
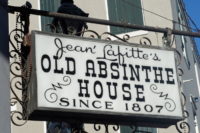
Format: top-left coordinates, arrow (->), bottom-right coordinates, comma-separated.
184,0 -> 200,54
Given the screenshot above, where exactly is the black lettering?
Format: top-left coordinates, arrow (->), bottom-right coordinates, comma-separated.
92,100 -> 102,109
80,99 -> 89,108
122,83 -> 131,101
72,99 -> 76,107
132,103 -> 141,112
94,81 -> 103,99
165,68 -> 175,84
135,84 -> 145,102
144,104 -> 153,112
85,60 -> 96,77
65,57 -> 76,75
59,98 -> 69,106
136,48 -> 143,59
122,64 -> 128,80
107,82 -> 117,100
105,101 -> 113,110
66,44 -> 73,51
125,103 -> 129,111
78,79 -> 90,97
53,56 -> 63,74
142,66 -> 151,82
98,61 -> 107,78
156,105 -> 163,113
153,67 -> 164,83
129,64 -> 140,81
41,54 -> 51,72
111,62 -> 119,79
143,54 -> 149,60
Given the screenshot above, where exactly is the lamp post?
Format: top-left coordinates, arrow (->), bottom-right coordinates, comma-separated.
47,1 -> 88,133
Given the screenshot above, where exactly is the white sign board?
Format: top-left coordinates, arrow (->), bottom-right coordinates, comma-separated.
28,31 -> 183,126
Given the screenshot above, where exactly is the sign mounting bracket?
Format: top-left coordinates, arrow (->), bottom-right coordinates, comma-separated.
162,28 -> 173,48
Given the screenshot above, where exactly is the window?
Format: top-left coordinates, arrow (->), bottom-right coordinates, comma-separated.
107,0 -> 143,34
40,0 -> 60,31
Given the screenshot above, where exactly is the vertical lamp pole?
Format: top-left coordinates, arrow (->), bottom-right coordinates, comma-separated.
48,1 -> 88,133
0,0 -> 11,132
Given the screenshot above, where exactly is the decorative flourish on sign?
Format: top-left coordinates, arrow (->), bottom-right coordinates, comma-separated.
150,84 -> 176,112
44,76 -> 71,103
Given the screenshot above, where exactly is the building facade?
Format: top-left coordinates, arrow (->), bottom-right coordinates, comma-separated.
8,0 -> 200,133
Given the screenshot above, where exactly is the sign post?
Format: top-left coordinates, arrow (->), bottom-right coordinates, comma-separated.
27,31 -> 183,127
0,0 -> 11,132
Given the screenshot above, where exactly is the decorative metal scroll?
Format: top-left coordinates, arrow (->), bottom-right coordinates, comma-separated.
10,12 -> 30,126
93,124 -> 120,133
175,92 -> 191,133
175,52 -> 190,133
81,29 -> 152,46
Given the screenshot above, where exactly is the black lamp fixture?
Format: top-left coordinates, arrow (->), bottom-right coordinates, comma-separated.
51,0 -> 89,36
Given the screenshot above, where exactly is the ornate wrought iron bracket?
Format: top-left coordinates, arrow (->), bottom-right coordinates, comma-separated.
175,52 -> 191,133
10,2 -> 32,126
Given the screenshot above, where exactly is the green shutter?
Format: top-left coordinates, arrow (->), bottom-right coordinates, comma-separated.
107,0 -> 119,33
40,0 -> 60,32
120,126 -> 133,132
108,0 -> 143,34
120,126 -> 157,133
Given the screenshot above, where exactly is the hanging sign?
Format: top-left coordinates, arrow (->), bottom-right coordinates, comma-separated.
27,31 -> 183,127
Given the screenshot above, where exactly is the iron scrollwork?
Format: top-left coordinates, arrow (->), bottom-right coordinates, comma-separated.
175,49 -> 190,133
10,2 -> 32,126
140,37 -> 152,46
175,92 -> 191,133
176,121 -> 190,133
93,124 -> 119,133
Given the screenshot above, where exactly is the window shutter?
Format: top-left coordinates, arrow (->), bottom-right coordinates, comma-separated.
107,0 -> 119,34
40,0 -> 60,31
108,0 -> 143,34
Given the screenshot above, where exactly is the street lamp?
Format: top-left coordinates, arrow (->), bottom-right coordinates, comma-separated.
51,0 -> 89,36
